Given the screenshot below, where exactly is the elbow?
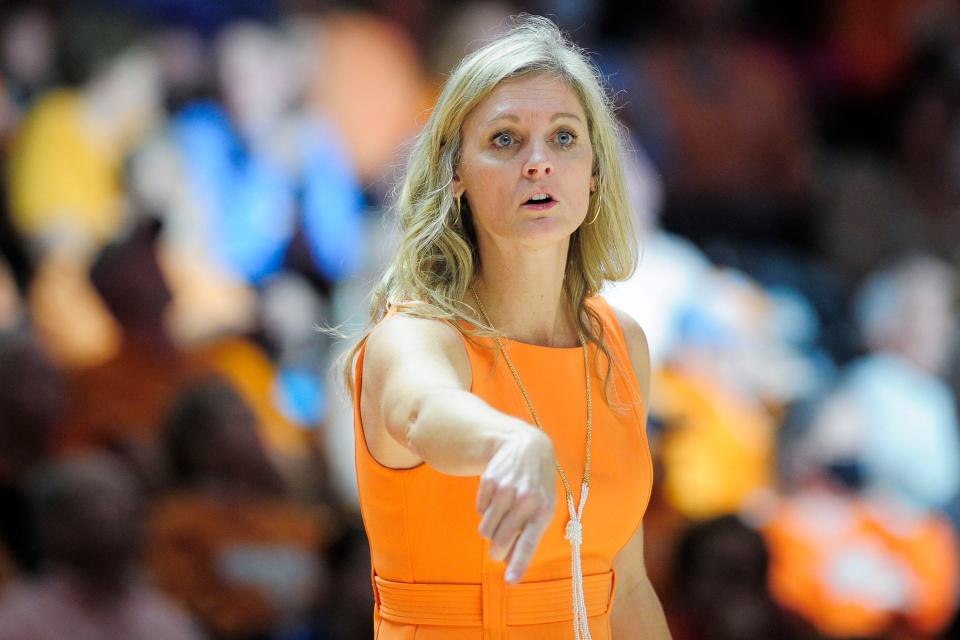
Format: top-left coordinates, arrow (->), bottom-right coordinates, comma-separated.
391,390 -> 445,458
403,400 -> 425,458
398,389 -> 462,460
384,394 -> 424,456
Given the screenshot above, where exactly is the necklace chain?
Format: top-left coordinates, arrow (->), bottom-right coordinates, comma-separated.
470,286 -> 596,638
469,287 -> 592,498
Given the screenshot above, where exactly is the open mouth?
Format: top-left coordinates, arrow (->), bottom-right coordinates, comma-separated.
523,194 -> 555,207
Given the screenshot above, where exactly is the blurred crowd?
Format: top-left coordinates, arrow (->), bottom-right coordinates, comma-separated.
1,1 -> 959,639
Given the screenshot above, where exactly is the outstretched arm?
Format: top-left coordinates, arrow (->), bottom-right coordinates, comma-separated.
361,314 -> 557,582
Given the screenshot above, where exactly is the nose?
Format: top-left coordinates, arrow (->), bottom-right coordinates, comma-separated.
522,143 -> 553,178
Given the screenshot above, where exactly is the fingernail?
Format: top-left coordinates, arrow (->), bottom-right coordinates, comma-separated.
505,571 -> 518,583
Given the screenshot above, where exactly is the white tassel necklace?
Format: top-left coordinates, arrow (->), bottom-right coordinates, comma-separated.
472,288 -> 594,639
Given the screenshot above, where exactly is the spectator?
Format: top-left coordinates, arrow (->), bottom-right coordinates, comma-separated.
817,256 -> 960,511
625,0 -> 815,251
139,20 -> 368,428
6,8 -> 163,368
761,391 -> 960,638
649,271 -> 784,521
0,453 -> 203,640
166,20 -> 365,288
818,41 -> 960,284
602,146 -> 714,368
0,330 -> 65,581
7,9 -> 161,254
54,218 -> 208,484
148,378 -> 332,640
668,515 -> 818,640
307,10 -> 430,187
52,220 -> 309,495
0,3 -> 56,136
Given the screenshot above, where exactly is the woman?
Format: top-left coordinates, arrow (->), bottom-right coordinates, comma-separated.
347,16 -> 671,639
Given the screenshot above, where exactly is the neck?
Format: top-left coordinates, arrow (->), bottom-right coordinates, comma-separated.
471,239 -> 579,347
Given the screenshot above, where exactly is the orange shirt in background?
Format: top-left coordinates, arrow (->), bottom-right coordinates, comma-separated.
761,491 -> 959,638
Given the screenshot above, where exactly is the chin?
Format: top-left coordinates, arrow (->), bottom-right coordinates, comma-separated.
512,217 -> 580,247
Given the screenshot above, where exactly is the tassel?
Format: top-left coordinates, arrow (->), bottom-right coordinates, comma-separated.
564,482 -> 591,639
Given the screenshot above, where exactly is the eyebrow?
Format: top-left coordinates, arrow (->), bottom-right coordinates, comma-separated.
483,112 -> 583,126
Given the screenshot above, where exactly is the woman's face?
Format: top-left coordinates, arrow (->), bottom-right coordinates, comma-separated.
454,73 -> 595,251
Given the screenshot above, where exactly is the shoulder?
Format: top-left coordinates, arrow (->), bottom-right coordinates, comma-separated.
588,296 -> 650,362
365,312 -> 466,358
358,311 -> 472,469
608,305 -> 649,356
362,312 -> 471,388
605,301 -> 652,404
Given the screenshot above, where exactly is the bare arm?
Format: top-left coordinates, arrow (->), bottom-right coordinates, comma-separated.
610,307 -> 671,639
610,525 -> 671,639
361,314 -> 557,582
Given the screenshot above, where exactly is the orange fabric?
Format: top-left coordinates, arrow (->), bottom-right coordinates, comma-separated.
375,571 -> 614,626
761,492 -> 959,638
353,296 -> 654,638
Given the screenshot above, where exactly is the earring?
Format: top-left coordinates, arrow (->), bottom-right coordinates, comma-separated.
454,194 -> 462,218
586,191 -> 602,225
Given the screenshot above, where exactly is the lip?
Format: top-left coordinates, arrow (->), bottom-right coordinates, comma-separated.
520,190 -> 558,211
521,200 -> 558,211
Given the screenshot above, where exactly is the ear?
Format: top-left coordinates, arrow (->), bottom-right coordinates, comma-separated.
453,171 -> 463,198
589,174 -> 598,193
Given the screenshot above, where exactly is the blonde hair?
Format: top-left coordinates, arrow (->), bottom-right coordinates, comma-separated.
343,15 -> 637,394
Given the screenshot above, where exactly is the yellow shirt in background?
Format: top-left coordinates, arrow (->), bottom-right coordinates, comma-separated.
653,367 -> 775,519
8,90 -> 124,246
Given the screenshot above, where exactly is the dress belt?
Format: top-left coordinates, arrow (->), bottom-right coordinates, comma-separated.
374,570 -> 615,626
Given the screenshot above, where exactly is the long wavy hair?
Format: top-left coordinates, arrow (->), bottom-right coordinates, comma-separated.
343,15 -> 638,396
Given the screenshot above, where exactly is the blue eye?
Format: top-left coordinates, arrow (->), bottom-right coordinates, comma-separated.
556,130 -> 575,146
493,132 -> 514,148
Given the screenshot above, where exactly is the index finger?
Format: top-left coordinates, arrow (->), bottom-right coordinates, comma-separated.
503,509 -> 551,583
476,478 -> 496,513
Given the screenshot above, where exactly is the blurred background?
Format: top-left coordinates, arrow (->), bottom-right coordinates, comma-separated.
0,0 -> 959,638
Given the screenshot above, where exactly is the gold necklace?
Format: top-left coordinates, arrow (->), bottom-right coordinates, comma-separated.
470,286 -> 594,639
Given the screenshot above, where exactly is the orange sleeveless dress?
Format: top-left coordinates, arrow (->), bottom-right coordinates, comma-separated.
353,296 -> 654,639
